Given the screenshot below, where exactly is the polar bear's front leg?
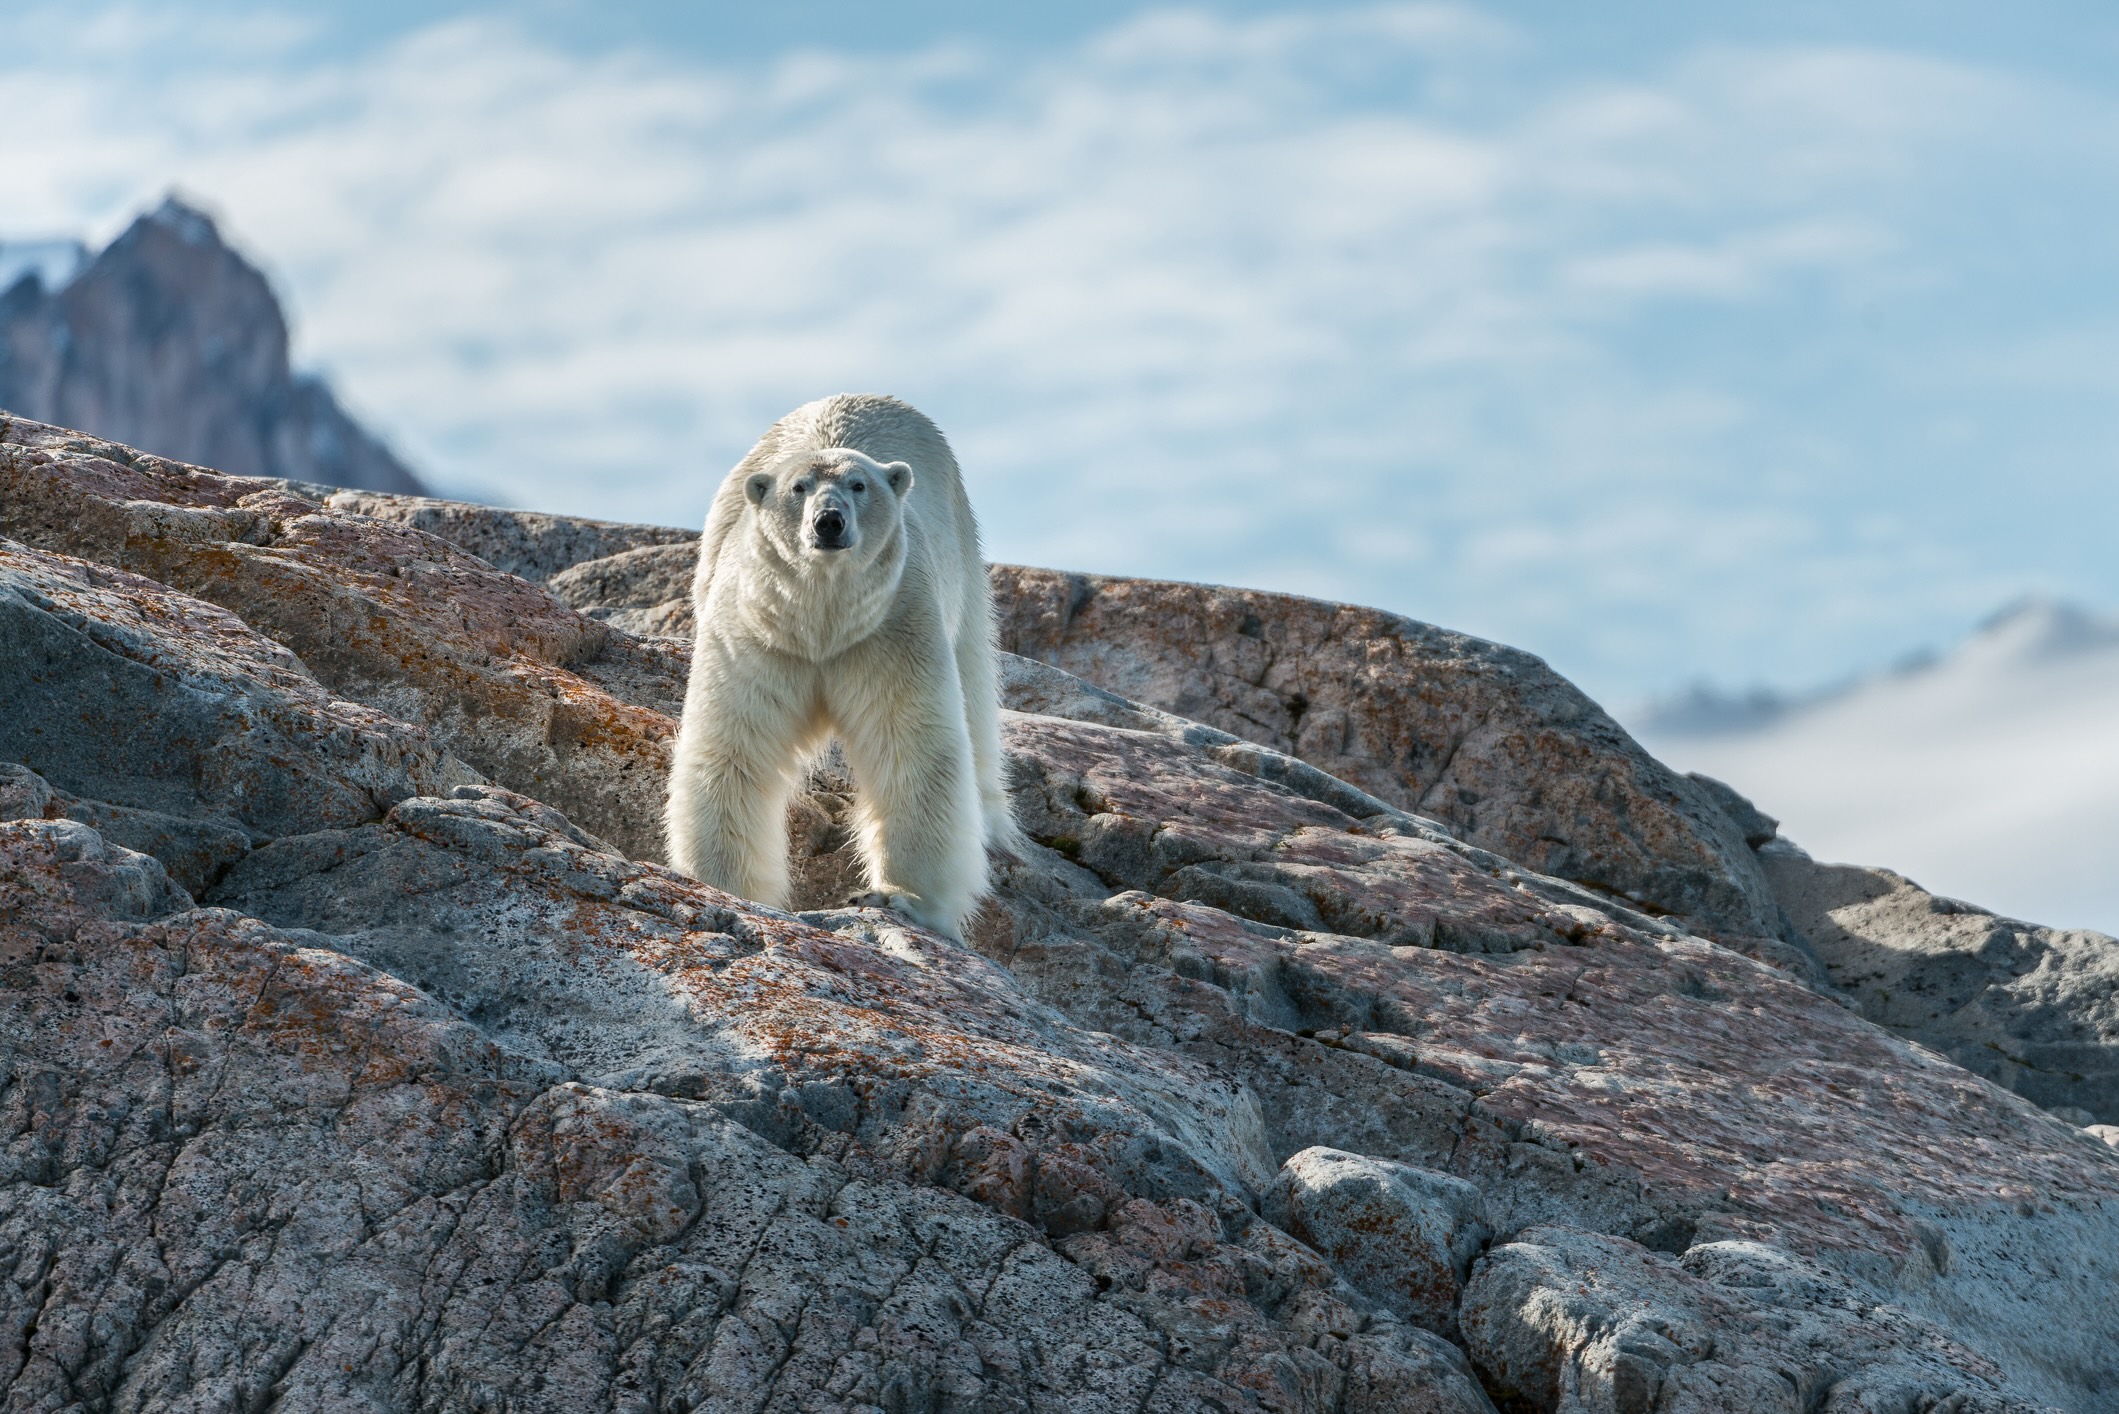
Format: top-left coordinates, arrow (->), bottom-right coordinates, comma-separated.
666,636 -> 817,909
826,638 -> 988,940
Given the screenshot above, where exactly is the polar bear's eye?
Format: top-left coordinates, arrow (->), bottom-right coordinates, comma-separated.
793,480 -> 811,495
850,480 -> 866,493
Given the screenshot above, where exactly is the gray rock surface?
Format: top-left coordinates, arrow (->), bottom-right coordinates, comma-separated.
0,198 -> 425,494
329,492 -> 698,588
1,785 -> 1495,1411
986,566 -> 1794,953
1263,1148 -> 1489,1336
1463,1226 -> 2043,1412
0,536 -> 480,894
7,418 -> 2119,1410
1761,838 -> 2119,1126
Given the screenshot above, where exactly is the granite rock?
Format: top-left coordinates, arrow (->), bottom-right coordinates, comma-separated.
0,416 -> 685,858
0,790 -> 1493,1411
1463,1226 -> 2043,1413
1761,838 -> 2119,1126
985,566 -> 1792,951
0,537 -> 480,893
1263,1148 -> 1490,1336
7,421 -> 2119,1410
329,492 -> 697,588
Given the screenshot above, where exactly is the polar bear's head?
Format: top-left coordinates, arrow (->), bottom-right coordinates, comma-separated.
746,448 -> 914,567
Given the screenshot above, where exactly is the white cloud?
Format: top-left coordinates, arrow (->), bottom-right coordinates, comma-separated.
5,3 -> 2118,706
1637,601 -> 2119,936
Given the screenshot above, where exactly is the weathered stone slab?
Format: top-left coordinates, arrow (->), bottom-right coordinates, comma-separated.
0,537 -> 478,892
1264,1147 -> 1490,1335
1762,838 -> 2119,1126
1463,1226 -> 2043,1413
989,564 -> 1792,952
0,802 -> 1497,1410
0,417 -> 686,858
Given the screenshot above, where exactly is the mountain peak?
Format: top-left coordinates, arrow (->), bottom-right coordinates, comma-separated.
0,196 -> 427,495
145,193 -> 221,247
1966,595 -> 2119,663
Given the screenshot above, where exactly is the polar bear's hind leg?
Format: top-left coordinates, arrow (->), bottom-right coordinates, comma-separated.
953,609 -> 1022,856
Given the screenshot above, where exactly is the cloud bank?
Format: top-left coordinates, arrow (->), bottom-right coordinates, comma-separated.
1638,600 -> 2119,935
7,3 -> 2119,702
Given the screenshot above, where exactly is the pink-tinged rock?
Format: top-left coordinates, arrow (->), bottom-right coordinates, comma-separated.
989,564 -> 1789,951
327,490 -> 696,586
11,415 -> 2119,1408
963,686 -> 2119,1408
0,416 -> 685,858
0,806 -> 1497,1411
0,537 -> 480,891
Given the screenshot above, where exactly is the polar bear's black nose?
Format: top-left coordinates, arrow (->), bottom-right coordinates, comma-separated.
813,509 -> 848,548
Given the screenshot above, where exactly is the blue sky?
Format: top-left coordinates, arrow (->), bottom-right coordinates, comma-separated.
5,1 -> 2118,709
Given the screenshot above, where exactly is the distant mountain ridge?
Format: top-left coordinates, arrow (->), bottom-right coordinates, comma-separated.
1638,597 -> 2116,739
0,197 -> 425,494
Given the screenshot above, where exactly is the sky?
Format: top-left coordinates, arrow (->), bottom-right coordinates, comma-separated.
5,0 -> 2119,710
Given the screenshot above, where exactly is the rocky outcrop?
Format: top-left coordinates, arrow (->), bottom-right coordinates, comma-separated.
1262,1148 -> 1489,1337
0,538 -> 478,894
459,533 -> 1807,966
5,805 -> 1494,1409
330,493 -> 696,587
0,198 -> 426,495
1462,1227 -> 2043,1412
985,567 -> 1798,951
0,416 -> 680,858
1762,841 -> 2119,1126
6,413 -> 2119,1411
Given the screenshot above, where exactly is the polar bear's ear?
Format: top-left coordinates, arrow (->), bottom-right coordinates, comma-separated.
883,461 -> 914,496
745,473 -> 773,505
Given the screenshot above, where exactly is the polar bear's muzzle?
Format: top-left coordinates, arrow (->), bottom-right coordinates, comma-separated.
811,505 -> 852,551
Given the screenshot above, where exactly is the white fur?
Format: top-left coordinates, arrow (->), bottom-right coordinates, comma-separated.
665,394 -> 1020,939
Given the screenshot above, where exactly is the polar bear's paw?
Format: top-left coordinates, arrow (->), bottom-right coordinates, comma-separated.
847,889 -> 962,941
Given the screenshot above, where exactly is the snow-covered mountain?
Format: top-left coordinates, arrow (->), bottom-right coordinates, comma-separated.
1631,599 -> 2119,936
0,199 -> 425,495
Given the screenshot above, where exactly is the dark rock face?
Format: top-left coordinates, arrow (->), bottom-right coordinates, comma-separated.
0,198 -> 426,495
6,414 -> 2119,1411
1763,840 -> 2119,1126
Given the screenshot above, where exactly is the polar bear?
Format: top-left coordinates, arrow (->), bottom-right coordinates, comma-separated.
665,393 -> 1018,939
